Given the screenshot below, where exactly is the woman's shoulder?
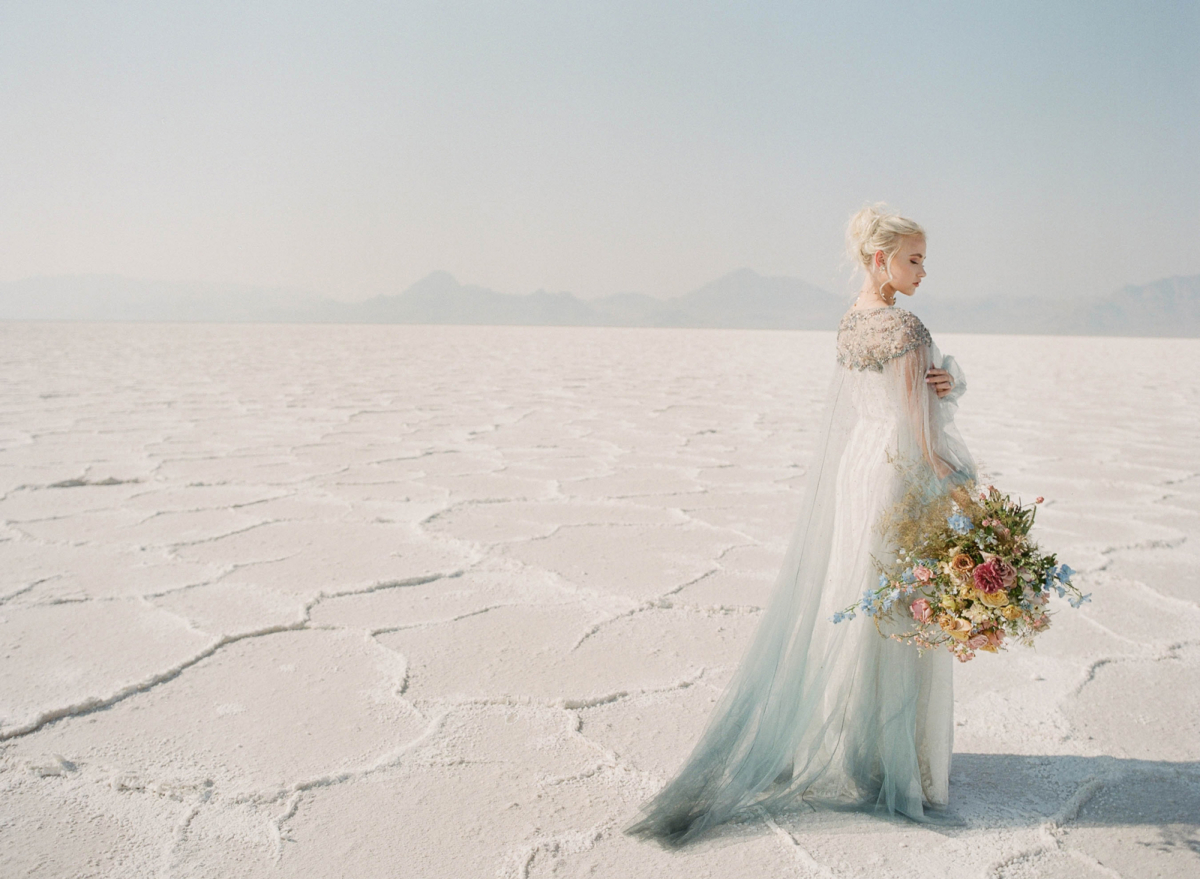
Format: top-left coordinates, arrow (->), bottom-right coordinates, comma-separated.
837,304 -> 928,333
836,306 -> 931,371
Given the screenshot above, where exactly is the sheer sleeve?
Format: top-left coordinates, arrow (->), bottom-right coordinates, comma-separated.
882,339 -> 975,486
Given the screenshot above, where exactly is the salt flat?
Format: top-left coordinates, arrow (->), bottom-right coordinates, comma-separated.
1,321 -> 1197,879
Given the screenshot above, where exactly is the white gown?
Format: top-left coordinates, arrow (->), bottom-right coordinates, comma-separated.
626,305 -> 976,846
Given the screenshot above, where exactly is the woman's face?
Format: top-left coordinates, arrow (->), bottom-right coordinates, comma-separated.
878,235 -> 926,297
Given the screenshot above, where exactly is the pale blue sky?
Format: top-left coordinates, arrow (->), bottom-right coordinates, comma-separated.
1,1 -> 1196,302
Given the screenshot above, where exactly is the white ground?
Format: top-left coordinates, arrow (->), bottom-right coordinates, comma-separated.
1,322 -> 1197,879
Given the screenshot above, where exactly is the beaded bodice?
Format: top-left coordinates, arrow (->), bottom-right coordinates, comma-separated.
835,307 -> 932,372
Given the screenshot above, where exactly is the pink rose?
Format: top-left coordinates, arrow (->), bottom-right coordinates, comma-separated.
911,598 -> 933,624
966,634 -> 989,650
913,565 -> 932,583
991,559 -> 1018,588
973,559 -> 1005,594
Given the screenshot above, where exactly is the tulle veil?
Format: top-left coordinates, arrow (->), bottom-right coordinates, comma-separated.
624,338 -> 975,847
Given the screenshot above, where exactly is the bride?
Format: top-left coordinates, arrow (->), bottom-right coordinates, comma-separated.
625,205 -> 976,846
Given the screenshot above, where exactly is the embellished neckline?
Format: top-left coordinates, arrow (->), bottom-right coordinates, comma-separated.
840,305 -> 910,326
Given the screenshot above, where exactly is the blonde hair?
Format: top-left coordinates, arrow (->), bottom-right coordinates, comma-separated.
846,203 -> 925,276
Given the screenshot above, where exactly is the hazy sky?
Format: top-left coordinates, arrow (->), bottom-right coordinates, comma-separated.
2,1 -> 1197,302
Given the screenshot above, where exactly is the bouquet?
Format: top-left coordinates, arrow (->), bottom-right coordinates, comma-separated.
831,482 -> 1089,662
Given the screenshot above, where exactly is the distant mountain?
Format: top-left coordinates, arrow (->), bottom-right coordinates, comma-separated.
584,291 -> 669,326
0,269 -> 848,330
915,294 -> 1067,336
345,268 -> 843,329
917,275 -> 1200,337
657,268 -> 844,330
351,271 -> 601,326
1077,275 -> 1200,336
2,271 -> 1198,337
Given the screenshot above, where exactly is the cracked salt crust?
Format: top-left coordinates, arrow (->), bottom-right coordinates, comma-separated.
0,323 -> 1198,877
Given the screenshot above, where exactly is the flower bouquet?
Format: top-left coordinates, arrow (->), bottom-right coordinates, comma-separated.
831,483 -> 1089,662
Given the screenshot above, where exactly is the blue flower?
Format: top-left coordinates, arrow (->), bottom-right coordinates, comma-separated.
901,569 -> 916,585
878,573 -> 890,589
947,513 -> 974,535
881,589 -> 901,611
860,591 -> 879,617
1056,564 -> 1075,584
830,611 -> 852,624
1068,592 -> 1092,609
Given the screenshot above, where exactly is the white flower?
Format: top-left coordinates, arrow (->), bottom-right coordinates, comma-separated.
965,604 -> 991,624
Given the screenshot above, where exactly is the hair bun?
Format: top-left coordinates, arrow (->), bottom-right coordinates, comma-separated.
845,203 -> 924,272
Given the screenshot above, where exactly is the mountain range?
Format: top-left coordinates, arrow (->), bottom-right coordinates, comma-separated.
2,270 -> 1198,337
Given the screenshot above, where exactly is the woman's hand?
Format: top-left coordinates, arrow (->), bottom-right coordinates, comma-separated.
925,367 -> 954,398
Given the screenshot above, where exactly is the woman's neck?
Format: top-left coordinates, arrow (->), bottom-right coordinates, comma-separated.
854,279 -> 895,310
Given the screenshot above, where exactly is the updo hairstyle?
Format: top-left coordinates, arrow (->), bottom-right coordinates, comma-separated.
846,203 -> 925,277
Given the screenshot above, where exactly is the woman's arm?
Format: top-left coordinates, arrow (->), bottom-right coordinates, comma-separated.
884,344 -> 974,485
889,345 -> 955,479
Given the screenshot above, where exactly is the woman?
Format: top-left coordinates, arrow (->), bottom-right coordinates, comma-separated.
625,205 -> 976,846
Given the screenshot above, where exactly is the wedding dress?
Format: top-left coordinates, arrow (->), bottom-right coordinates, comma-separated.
625,305 -> 976,846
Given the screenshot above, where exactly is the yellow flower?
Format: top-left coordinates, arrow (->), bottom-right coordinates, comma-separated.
1001,606 -> 1022,620
938,614 -> 973,641
980,590 -> 1011,608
